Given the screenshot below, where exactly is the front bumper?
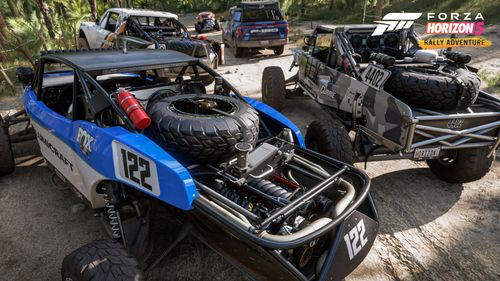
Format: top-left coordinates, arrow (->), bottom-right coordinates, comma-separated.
236,38 -> 287,49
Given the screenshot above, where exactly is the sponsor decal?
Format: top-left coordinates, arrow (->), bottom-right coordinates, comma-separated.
320,85 -> 336,99
37,131 -> 74,171
76,127 -> 95,157
447,118 -> 465,129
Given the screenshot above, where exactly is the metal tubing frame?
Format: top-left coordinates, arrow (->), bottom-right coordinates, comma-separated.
411,121 -> 500,149
414,111 -> 500,121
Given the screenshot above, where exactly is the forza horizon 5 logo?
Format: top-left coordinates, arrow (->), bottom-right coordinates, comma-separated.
372,12 -> 492,49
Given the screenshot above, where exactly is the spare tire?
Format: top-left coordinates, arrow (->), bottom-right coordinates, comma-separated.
384,65 -> 480,110
145,94 -> 259,163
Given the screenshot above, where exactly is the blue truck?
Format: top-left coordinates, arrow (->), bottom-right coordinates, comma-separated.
222,1 -> 288,57
2,49 -> 378,281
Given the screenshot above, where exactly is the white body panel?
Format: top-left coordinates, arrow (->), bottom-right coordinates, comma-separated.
32,121 -> 107,208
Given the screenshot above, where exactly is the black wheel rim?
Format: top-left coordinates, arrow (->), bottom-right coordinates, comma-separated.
170,97 -> 237,117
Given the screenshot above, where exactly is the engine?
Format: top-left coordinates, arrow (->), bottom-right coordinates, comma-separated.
191,129 -> 356,270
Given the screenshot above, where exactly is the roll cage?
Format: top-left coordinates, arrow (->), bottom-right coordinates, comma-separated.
33,49 -> 245,133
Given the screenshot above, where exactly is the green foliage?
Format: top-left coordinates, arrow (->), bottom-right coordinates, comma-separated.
6,12 -> 46,58
479,69 -> 500,94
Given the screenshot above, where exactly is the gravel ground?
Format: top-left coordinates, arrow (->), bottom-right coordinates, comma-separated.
0,17 -> 499,281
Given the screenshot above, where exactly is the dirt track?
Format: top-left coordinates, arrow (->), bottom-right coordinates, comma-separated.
0,19 -> 499,281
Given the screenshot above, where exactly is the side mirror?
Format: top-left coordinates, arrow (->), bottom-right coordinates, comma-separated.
95,18 -> 100,24
16,67 -> 34,87
304,35 -> 314,46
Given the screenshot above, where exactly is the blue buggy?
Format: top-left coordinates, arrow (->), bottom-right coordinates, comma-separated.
3,48 -> 379,281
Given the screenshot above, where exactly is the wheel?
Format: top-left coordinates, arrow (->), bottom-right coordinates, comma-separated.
426,147 -> 494,183
384,66 -> 480,110
145,94 -> 259,163
195,23 -> 202,34
78,37 -> 90,49
0,116 -> 14,176
261,66 -> 286,112
273,45 -> 284,56
234,47 -> 243,57
305,118 -> 354,165
61,239 -> 144,281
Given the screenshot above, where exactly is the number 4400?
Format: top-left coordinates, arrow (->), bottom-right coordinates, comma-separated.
343,219 -> 368,260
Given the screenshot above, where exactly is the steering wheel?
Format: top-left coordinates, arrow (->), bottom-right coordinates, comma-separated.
54,84 -> 73,117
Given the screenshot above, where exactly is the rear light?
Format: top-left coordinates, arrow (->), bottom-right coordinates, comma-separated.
236,27 -> 244,38
200,35 -> 207,41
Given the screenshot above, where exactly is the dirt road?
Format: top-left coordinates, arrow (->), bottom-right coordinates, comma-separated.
0,20 -> 499,281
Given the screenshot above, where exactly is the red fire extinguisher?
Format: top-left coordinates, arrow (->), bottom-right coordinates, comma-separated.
117,89 -> 151,130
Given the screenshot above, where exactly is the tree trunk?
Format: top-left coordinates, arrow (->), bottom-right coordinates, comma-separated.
300,0 -> 306,16
36,0 -> 56,39
0,41 -> 8,62
5,0 -> 19,17
375,0 -> 384,20
329,0 -> 334,10
88,0 -> 98,21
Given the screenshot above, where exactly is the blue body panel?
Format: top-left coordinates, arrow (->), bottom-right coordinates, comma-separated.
245,97 -> 305,148
24,79 -> 303,210
24,88 -> 197,210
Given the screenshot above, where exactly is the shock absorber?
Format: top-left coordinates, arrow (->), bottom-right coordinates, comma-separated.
102,184 -> 124,242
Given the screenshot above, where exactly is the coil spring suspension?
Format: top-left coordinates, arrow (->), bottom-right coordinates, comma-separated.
102,186 -> 121,239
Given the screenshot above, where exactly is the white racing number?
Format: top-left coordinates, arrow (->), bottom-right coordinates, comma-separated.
360,64 -> 391,90
343,219 -> 368,260
112,141 -> 160,196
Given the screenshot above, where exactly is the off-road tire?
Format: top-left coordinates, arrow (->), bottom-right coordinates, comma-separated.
305,119 -> 354,165
78,37 -> 90,49
234,47 -> 243,57
273,45 -> 284,56
0,116 -> 14,176
61,239 -> 144,281
145,94 -> 259,163
426,147 -> 494,183
384,66 -> 480,110
262,66 -> 286,112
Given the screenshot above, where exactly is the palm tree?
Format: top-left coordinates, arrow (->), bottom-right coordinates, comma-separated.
87,0 -> 98,21
35,0 -> 56,39
375,0 -> 383,20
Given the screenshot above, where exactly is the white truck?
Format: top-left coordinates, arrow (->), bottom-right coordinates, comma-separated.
79,8 -> 224,85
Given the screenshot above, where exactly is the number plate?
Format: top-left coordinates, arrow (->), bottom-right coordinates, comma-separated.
112,141 -> 160,196
414,147 -> 441,159
260,40 -> 270,46
360,64 -> 391,90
